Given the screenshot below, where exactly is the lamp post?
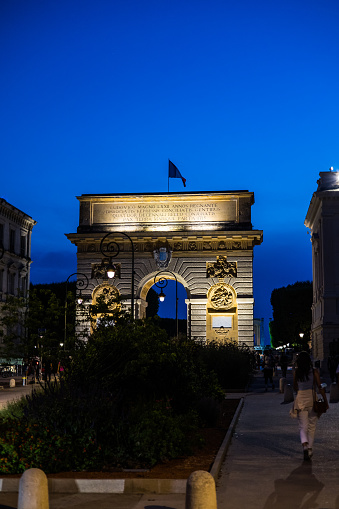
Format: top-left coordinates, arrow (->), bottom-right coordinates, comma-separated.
100,232 -> 135,321
64,272 -> 89,346
154,270 -> 178,339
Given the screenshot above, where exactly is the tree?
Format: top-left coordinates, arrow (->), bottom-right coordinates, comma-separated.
0,294 -> 27,359
270,281 -> 312,349
0,282 -> 76,364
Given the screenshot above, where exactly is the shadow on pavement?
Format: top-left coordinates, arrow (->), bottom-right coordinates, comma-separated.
262,461 -> 324,509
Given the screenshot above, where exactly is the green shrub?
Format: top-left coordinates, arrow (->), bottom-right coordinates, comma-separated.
0,319 -> 236,474
116,400 -> 201,468
197,341 -> 254,390
0,419 -> 103,474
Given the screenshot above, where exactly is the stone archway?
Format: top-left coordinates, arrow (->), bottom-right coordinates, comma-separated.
66,190 -> 263,347
138,270 -> 189,324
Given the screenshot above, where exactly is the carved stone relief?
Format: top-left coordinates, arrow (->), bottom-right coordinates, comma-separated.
91,262 -> 121,280
153,241 -> 172,269
207,283 -> 236,310
206,256 -> 237,279
92,284 -> 119,303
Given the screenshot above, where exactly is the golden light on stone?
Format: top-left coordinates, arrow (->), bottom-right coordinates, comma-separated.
67,190 -> 263,347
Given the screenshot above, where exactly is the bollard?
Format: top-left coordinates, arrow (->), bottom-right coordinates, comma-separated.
330,383 -> 339,403
22,377 -> 26,386
18,468 -> 49,509
279,377 -> 287,394
186,470 -> 217,509
9,378 -> 16,388
284,383 -> 294,403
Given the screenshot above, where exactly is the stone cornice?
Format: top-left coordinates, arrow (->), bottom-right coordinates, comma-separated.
305,191 -> 339,229
66,231 -> 263,254
0,200 -> 37,231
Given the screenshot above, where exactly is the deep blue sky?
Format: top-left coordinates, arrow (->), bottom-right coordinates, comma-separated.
1,0 -> 339,340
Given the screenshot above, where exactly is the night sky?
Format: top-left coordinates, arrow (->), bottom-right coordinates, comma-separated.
1,0 -> 339,340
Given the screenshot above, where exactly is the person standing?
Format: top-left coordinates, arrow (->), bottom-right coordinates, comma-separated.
255,352 -> 261,370
263,349 -> 275,391
293,351 -> 329,461
279,351 -> 288,378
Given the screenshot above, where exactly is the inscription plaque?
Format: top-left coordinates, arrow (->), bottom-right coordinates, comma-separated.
93,200 -> 237,225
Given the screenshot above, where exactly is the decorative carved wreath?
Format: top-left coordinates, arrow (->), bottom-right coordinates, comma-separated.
207,283 -> 236,310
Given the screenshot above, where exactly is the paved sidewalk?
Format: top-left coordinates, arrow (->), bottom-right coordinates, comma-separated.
1,371 -> 338,508
217,371 -> 339,509
0,377 -> 35,409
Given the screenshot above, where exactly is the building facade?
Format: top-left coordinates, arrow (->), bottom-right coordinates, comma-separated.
305,170 -> 339,366
67,191 -> 263,346
0,199 -> 36,345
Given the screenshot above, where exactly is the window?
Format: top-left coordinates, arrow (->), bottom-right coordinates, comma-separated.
20,235 -> 27,257
8,272 -> 16,295
21,276 -> 27,296
9,229 -> 15,253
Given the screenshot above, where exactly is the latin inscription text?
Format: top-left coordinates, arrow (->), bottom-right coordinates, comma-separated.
93,200 -> 237,224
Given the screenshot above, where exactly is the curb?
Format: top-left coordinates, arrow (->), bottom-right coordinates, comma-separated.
0,398 -> 244,494
210,397 -> 244,479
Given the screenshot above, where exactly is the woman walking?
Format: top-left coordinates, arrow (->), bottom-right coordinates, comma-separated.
293,351 -> 329,461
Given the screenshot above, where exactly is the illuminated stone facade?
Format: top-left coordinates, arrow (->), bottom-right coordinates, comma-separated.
66,191 -> 263,346
305,170 -> 339,366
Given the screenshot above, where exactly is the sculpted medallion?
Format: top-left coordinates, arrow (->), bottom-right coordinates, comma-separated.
207,283 -> 236,310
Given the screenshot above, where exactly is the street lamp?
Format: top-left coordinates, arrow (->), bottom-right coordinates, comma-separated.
64,272 -> 89,345
100,232 -> 135,320
154,270 -> 178,339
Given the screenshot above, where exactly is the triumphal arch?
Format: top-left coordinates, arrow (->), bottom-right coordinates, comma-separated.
66,191 -> 263,346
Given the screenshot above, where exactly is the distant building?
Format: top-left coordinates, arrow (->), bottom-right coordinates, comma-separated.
0,199 -> 36,346
253,318 -> 265,349
305,170 -> 339,368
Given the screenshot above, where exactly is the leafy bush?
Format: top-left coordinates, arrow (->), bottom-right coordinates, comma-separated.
116,400 -> 201,468
69,319 -> 224,411
0,380 -> 203,473
197,341 -> 254,390
0,419 -> 102,474
0,318 -> 252,474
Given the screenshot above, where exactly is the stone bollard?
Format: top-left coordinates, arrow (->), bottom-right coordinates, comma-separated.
186,470 -> 217,509
18,468 -> 49,509
330,383 -> 339,403
284,384 -> 294,403
279,377 -> 287,394
9,378 -> 16,388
